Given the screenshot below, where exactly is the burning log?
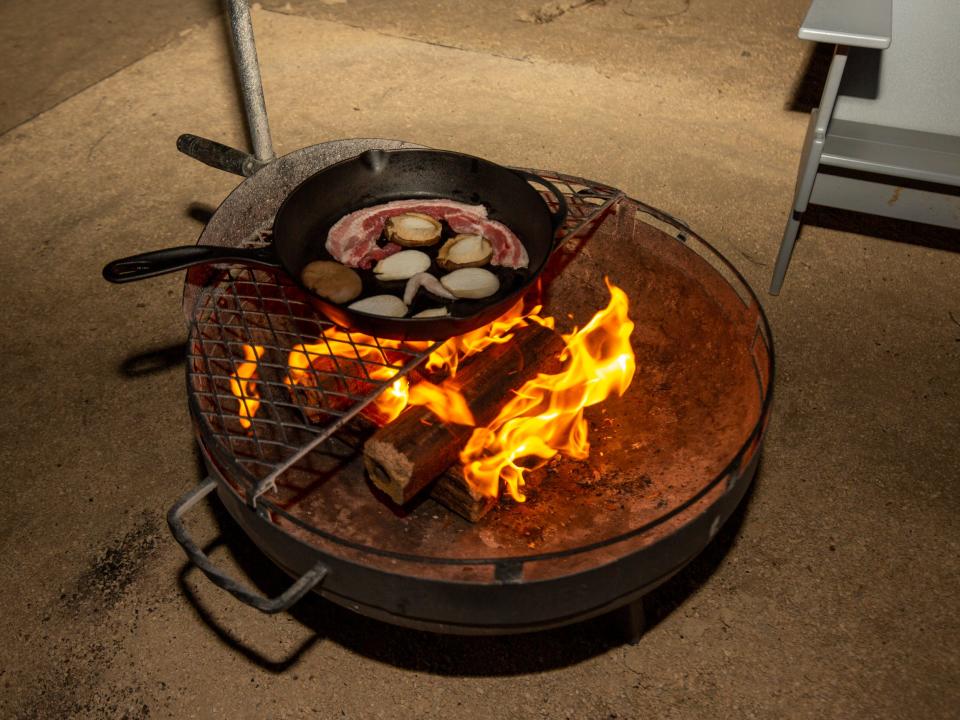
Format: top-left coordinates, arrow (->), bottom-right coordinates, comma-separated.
336,417 -> 497,522
363,322 -> 565,506
429,465 -> 498,522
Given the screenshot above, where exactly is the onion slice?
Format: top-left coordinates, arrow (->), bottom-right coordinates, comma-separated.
373,250 -> 431,281
412,307 -> 450,318
348,295 -> 408,317
440,268 -> 500,299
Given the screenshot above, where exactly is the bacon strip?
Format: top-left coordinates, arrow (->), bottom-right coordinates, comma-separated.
325,198 -> 528,270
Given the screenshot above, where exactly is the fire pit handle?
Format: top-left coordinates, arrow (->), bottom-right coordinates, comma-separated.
512,169 -> 568,235
167,478 -> 328,614
177,134 -> 267,177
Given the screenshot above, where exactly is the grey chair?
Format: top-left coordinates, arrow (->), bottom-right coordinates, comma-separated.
770,0 -> 960,294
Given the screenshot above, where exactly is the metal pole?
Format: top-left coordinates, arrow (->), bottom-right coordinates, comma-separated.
225,0 -> 275,163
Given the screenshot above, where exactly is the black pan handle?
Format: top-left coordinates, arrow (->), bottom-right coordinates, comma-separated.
177,134 -> 267,177
513,169 -> 569,235
102,245 -> 279,283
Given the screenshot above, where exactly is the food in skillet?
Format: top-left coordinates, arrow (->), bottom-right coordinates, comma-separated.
373,250 -> 432,281
348,295 -> 408,317
437,234 -> 493,270
315,197 -> 529,316
300,260 -> 362,303
326,199 -> 528,270
384,213 -> 442,247
440,268 -> 500,299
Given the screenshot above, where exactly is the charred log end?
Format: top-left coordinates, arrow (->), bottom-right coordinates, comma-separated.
363,439 -> 415,505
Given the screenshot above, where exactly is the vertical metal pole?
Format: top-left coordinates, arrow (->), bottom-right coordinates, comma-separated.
226,0 -> 275,163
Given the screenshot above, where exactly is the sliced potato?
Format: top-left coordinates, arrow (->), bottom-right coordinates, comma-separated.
374,250 -> 431,281
300,260 -> 362,303
440,268 -> 500,299
437,234 -> 493,270
348,294 -> 408,317
384,212 -> 442,247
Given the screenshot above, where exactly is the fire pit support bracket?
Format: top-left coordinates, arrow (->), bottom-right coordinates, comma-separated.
616,599 -> 647,645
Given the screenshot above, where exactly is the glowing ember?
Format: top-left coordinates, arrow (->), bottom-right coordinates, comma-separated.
229,344 -> 266,430
460,280 -> 635,501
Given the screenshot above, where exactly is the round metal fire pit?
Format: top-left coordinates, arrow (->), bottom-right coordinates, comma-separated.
173,140 -> 773,634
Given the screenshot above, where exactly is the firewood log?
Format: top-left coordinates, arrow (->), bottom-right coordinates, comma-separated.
363,323 -> 565,506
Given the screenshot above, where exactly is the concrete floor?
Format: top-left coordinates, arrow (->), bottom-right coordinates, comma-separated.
1,1 -> 958,718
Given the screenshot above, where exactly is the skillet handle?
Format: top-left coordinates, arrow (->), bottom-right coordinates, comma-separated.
102,245 -> 279,283
513,169 -> 569,236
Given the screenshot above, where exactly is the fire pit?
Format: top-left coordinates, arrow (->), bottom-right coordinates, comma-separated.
137,1 -> 773,640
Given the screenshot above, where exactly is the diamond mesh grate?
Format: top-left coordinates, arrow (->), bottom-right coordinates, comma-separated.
187,171 -> 624,505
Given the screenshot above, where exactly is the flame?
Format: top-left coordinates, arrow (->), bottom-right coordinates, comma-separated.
284,327 -> 410,423
229,344 -> 266,430
460,280 -> 635,501
407,380 -> 476,426
278,300 -> 546,425
231,282 -> 635,507
425,300 -> 550,377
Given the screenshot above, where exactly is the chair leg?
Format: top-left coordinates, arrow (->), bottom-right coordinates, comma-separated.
770,210 -> 803,295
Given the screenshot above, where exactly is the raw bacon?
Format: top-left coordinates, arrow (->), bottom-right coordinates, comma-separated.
325,198 -> 528,270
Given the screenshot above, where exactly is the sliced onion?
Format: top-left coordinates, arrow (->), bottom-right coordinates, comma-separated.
412,307 -> 450,318
373,250 -> 431,281
348,295 -> 408,317
440,268 -> 500,299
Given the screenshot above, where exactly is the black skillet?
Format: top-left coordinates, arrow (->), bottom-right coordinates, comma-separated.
103,148 -> 567,341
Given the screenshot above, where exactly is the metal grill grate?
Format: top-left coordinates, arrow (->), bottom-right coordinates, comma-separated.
187,171 -> 623,506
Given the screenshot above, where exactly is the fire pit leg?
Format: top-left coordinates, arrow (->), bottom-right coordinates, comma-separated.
616,599 -> 647,645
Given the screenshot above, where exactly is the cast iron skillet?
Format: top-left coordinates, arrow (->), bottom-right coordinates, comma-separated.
103,149 -> 567,341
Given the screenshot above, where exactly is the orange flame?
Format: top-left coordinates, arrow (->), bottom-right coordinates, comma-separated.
460,280 -> 635,501
407,380 -> 476,426
278,301 -> 546,425
229,344 -> 266,430
425,300 -> 549,377
284,328 -> 409,423
231,283 -> 635,507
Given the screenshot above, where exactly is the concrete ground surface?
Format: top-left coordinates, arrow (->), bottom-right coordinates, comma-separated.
1,1 -> 957,718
